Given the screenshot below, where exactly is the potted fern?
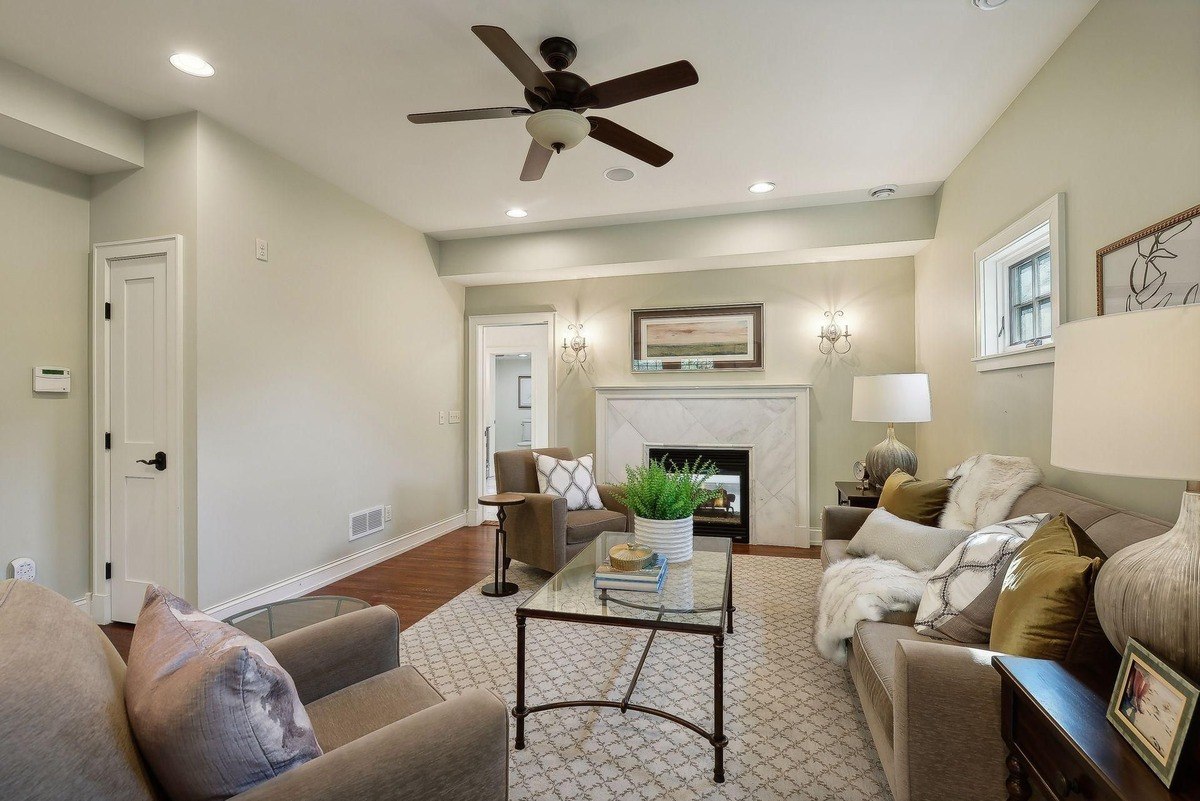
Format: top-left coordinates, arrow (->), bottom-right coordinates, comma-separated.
615,457 -> 719,563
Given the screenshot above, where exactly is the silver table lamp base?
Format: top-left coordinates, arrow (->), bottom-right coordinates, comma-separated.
865,423 -> 917,489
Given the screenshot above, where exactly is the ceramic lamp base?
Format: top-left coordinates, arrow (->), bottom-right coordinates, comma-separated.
1094,489 -> 1200,679
865,423 -> 917,489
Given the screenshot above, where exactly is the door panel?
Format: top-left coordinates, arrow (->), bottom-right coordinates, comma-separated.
109,254 -> 172,622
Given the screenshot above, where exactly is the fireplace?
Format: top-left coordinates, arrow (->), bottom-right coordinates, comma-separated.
647,446 -> 750,543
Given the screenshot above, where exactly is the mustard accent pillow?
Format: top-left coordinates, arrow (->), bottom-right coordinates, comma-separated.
989,513 -> 1107,661
878,470 -> 955,527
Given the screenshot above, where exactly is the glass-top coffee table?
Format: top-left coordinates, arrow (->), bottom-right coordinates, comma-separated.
514,531 -> 734,783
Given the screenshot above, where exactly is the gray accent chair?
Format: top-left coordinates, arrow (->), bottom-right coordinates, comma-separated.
494,447 -> 632,573
0,579 -> 508,801
820,483 -> 1171,801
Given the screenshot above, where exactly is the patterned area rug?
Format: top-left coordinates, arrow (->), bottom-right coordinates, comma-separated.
398,555 -> 892,801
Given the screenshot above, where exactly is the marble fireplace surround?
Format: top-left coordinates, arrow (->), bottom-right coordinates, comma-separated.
595,385 -> 812,547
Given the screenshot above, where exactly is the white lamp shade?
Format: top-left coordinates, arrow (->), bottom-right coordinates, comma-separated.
1051,305 -> 1200,481
851,374 -> 932,423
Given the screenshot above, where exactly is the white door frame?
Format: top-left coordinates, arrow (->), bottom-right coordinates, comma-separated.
467,312 -> 557,526
90,235 -> 185,623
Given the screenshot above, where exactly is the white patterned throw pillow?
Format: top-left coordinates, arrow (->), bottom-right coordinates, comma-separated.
534,452 -> 604,511
915,514 -> 1049,643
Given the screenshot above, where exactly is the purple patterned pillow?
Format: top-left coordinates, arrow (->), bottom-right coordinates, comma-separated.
125,586 -> 322,801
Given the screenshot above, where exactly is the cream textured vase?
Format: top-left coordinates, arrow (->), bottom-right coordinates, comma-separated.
1095,489 -> 1200,678
865,423 -> 918,489
633,515 -> 694,564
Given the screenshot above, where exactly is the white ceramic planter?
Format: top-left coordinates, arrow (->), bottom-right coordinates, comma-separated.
633,515 -> 694,563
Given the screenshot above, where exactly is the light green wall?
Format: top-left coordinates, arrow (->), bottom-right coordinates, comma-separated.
465,256 -> 918,525
0,146 -> 91,600
914,0 -> 1200,522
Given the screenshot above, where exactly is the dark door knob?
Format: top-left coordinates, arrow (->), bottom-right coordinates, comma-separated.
137,451 -> 167,471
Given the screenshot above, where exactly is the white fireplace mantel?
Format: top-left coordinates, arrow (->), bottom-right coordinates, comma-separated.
595,384 -> 811,547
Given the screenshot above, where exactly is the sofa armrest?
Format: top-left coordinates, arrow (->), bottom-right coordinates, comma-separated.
892,639 -> 1009,801
235,688 -> 508,801
597,484 -> 633,530
820,505 -> 872,541
263,605 -> 399,704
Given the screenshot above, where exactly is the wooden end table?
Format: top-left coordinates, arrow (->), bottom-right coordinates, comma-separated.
835,481 -> 881,508
477,492 -> 525,598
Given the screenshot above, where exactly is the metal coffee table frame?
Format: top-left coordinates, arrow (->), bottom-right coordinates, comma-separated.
513,540 -> 734,783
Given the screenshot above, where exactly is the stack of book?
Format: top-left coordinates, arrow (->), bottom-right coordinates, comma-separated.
594,553 -> 668,593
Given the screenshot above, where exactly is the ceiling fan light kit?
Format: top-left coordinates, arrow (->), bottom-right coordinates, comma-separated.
407,25 -> 698,181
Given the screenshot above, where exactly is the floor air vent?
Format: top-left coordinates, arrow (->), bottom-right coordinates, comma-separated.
349,505 -> 385,541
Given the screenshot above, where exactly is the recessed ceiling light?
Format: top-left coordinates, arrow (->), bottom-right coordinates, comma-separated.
869,184 -> 899,199
604,167 -> 635,182
170,53 -> 215,77
505,208 -> 528,218
973,0 -> 1009,9
748,181 -> 776,194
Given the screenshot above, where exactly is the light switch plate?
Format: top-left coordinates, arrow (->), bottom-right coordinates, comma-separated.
255,238 -> 269,262
448,410 -> 462,424
438,410 -> 447,425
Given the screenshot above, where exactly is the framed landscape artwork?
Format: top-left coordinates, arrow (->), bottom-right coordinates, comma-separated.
1106,638 -> 1199,787
631,303 -> 764,372
1097,203 -> 1200,315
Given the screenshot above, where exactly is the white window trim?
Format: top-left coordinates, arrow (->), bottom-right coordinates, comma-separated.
972,193 -> 1066,373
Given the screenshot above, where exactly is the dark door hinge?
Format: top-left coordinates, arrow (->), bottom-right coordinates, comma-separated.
104,562 -> 112,580
104,302 -> 111,320
104,432 -> 111,450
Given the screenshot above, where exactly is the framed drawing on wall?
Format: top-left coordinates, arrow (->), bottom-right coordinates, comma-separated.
517,375 -> 532,409
631,303 -> 764,372
1097,203 -> 1200,315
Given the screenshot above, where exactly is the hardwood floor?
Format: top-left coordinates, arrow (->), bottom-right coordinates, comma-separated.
101,525 -> 818,661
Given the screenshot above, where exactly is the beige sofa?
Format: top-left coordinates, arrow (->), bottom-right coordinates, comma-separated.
821,483 -> 1170,801
0,579 -> 509,801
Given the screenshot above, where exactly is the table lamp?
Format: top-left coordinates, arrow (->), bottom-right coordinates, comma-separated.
852,373 -> 932,488
1052,304 -> 1200,677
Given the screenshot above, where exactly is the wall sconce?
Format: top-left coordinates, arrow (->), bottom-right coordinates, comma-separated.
561,323 -> 590,374
818,310 -> 852,355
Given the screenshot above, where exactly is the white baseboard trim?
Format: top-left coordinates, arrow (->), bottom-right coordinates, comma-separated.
202,511 -> 467,620
809,526 -> 822,547
73,594 -> 91,615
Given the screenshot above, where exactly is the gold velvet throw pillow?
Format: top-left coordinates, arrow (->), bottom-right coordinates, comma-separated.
989,513 -> 1107,661
878,470 -> 955,527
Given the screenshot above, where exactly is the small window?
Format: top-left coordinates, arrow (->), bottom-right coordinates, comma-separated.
973,194 -> 1065,372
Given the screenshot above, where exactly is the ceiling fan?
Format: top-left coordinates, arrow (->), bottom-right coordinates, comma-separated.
407,25 -> 698,181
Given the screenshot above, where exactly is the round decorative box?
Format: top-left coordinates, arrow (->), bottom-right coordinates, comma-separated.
608,543 -> 653,572
633,515 -> 694,564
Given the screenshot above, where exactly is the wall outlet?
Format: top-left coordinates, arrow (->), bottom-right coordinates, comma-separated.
448,410 -> 462,424
9,557 -> 35,582
438,410 -> 447,425
255,238 -> 269,262
384,505 -> 393,523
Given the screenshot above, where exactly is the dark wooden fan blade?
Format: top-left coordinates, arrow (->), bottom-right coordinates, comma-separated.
587,117 -> 673,167
407,107 -> 531,124
472,25 -> 555,100
580,60 -> 698,110
520,139 -> 552,181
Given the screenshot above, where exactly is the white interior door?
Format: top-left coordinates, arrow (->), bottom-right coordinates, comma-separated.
93,238 -> 182,623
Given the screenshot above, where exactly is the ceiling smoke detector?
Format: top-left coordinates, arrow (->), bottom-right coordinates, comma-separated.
604,167 -> 636,182
973,0 -> 1010,9
869,184 -> 898,199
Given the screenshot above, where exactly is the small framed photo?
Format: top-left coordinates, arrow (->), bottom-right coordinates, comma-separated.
517,375 -> 532,409
1106,638 -> 1199,787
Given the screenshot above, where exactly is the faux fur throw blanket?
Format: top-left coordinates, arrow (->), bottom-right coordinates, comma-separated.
815,556 -> 929,665
939,454 -> 1043,531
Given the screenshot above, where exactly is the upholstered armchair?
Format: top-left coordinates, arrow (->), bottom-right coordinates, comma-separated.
493,447 -> 632,573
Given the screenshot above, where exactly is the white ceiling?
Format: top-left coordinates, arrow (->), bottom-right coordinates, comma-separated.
0,0 -> 1096,237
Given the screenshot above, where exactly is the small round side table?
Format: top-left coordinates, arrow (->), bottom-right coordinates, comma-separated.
478,493 -> 526,598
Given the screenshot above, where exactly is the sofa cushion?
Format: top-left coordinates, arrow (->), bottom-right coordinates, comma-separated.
821,538 -> 852,570
305,666 -> 444,752
878,470 -> 956,526
846,507 -> 973,572
849,621 -> 959,748
565,508 -> 628,544
125,586 -> 322,801
0,580 -> 160,801
536,452 -> 604,511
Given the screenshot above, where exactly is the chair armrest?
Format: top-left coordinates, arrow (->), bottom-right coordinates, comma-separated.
821,505 -> 872,541
503,492 -> 568,570
892,639 -> 1008,801
597,484 -> 633,530
235,689 -> 508,801
263,606 -> 400,704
